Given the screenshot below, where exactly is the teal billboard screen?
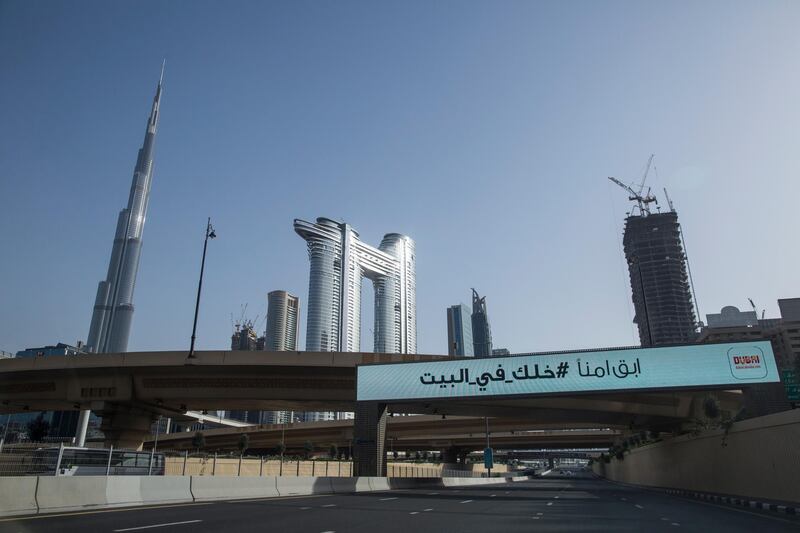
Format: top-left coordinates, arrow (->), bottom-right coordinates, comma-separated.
356,341 -> 779,401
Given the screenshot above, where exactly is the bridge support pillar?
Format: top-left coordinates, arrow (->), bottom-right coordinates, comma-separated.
441,446 -> 461,464
548,457 -> 555,469
353,401 -> 387,477
99,405 -> 155,450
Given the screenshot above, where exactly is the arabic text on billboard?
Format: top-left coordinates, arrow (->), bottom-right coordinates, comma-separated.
356,341 -> 778,401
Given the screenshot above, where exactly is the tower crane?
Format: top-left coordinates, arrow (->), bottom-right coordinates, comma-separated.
608,154 -> 658,216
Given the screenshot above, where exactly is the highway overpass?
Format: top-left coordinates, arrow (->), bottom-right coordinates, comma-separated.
0,349 -> 745,452
145,415 -> 622,454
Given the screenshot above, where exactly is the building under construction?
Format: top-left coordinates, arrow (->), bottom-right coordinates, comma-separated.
610,156 -> 697,347
623,211 -> 697,346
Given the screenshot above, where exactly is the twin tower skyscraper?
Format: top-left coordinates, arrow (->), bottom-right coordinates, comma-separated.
294,218 -> 417,354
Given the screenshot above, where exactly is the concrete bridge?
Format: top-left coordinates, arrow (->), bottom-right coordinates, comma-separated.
145,414 -> 623,454
0,342 -> 768,475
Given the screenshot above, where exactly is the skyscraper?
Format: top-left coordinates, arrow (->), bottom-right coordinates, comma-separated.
86,65 -> 164,354
447,304 -> 474,357
263,291 -> 300,425
471,288 -> 493,357
265,290 -> 299,351
294,217 -> 416,354
623,210 -> 697,346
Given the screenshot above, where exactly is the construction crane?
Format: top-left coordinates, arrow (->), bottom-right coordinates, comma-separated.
748,298 -> 765,321
663,188 -> 675,212
608,154 -> 658,216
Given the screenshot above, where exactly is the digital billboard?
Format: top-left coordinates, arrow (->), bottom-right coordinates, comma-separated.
356,341 -> 779,402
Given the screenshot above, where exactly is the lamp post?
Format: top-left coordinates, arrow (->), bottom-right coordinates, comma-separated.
629,255 -> 653,346
484,417 -> 492,478
188,218 -> 216,359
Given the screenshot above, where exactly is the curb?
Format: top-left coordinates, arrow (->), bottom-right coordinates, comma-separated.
662,488 -> 799,516
594,473 -> 800,517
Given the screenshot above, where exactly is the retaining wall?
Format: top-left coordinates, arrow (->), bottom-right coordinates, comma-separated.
593,409 -> 800,504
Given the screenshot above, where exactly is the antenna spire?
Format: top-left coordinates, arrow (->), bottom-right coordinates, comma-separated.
159,59 -> 166,85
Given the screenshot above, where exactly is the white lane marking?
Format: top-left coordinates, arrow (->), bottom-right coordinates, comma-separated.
536,512 -> 543,516
0,503 -> 214,523
424,508 -> 433,512
410,511 -> 419,515
671,523 -> 680,527
320,531 -> 336,533
427,492 -> 439,496
460,500 -> 473,504
546,502 -> 553,506
300,507 -> 312,510
229,494 -> 329,504
554,496 -> 560,499
532,517 -> 540,520
490,494 -> 497,497
321,504 -> 336,508
114,521 -> 202,532
661,518 -> 669,521
621,497 -> 627,501
379,497 -> 398,501
635,504 -> 644,509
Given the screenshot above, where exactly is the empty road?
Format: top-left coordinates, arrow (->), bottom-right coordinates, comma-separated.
1,473 -> 797,532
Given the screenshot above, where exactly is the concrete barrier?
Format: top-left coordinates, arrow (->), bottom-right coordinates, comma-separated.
275,476 -> 317,496
329,477 -> 359,493
191,476 -> 279,501
389,477 -> 444,489
105,476 -> 143,507
367,477 -> 390,491
36,476 -> 110,513
0,476 -> 38,517
140,476 -> 193,504
1,473 -> 528,518
354,477 -> 374,492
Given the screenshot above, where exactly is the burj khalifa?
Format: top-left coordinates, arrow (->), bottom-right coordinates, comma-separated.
86,65 -> 163,354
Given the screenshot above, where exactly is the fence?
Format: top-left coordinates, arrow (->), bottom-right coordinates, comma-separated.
0,443 -> 164,477
0,444 -> 486,478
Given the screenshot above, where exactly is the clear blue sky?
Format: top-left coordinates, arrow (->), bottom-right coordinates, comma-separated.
1,0 -> 798,355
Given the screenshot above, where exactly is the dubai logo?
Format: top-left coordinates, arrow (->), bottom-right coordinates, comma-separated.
727,346 -> 767,380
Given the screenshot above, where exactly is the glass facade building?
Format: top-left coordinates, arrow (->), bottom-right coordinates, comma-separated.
86,66 -> 163,355
447,304 -> 474,357
265,290 -> 299,351
294,217 -> 416,354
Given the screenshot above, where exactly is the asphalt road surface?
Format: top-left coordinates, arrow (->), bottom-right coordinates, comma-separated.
1,473 -> 798,532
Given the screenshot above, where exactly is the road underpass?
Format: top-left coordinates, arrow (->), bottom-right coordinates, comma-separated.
1,470 -> 797,532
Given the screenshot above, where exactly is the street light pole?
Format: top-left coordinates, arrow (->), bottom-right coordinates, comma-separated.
188,218 -> 216,359
485,417 -> 491,478
280,418 -> 286,476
